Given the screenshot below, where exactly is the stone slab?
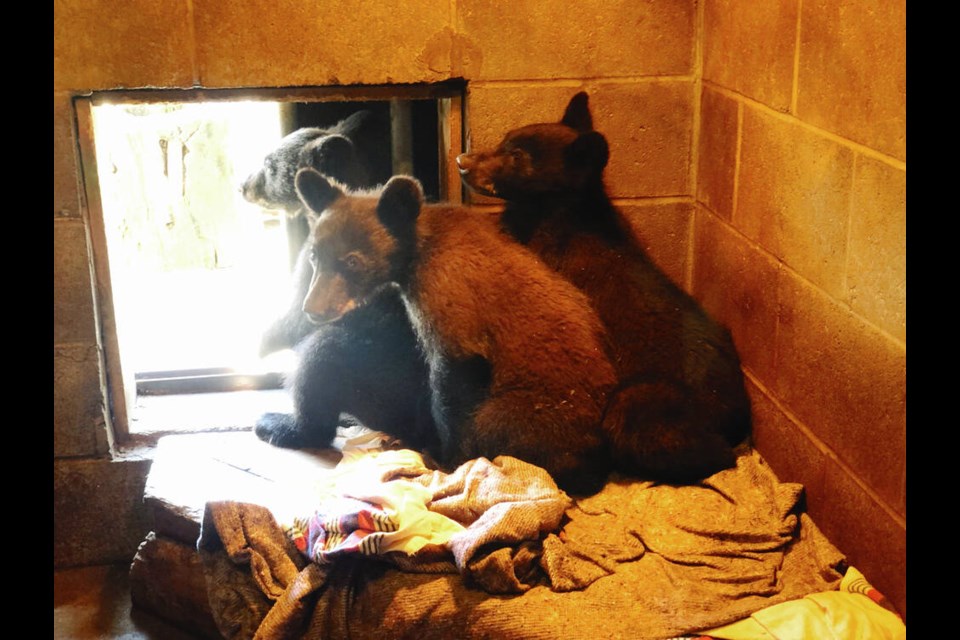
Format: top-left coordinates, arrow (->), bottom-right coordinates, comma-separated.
143,431 -> 342,544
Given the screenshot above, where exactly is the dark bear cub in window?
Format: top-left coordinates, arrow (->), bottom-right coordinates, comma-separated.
457,92 -> 752,484
242,111 -> 374,355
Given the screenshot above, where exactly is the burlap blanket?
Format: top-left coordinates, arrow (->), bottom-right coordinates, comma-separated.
198,446 -> 845,639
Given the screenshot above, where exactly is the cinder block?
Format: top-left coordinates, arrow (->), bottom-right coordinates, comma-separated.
703,0 -> 798,112
797,0 -> 906,161
817,460 -> 906,619
458,0 -> 695,80
746,378 -> 827,501
53,0 -> 194,91
129,533 -> 220,638
737,107 -> 853,298
193,0 -> 452,88
619,201 -> 693,290
54,344 -> 108,458
774,270 -> 906,510
697,87 -> 739,221
590,82 -> 694,198
54,219 -> 97,345
54,94 -> 81,218
53,457 -> 153,567
693,208 -> 780,385
848,156 -> 906,343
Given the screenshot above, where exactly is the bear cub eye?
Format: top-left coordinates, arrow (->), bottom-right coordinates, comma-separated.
341,253 -> 364,272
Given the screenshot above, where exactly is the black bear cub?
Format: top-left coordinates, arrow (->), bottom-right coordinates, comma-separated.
294,168 -> 618,495
457,92 -> 752,484
242,111 -> 375,355
244,113 -> 437,454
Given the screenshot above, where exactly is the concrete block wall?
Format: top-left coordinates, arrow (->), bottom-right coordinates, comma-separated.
693,0 -> 906,617
53,0 -> 906,616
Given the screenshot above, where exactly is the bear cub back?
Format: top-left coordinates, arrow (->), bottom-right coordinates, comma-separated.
457,92 -> 752,484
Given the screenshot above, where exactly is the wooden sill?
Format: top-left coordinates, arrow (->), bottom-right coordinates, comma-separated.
124,388 -> 293,441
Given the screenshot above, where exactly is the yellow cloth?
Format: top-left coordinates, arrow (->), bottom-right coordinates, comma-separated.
701,566 -> 905,640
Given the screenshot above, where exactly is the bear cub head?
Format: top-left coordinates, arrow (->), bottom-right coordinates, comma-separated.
456,92 -> 609,200
294,168 -> 421,324
241,110 -> 372,213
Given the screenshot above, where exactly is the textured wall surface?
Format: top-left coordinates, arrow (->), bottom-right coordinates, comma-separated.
53,0 -> 905,617
695,0 -> 906,617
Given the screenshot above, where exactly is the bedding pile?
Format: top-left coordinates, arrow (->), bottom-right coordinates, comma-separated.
197,444 -> 856,639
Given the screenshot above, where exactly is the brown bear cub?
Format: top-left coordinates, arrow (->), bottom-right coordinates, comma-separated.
294,167 -> 618,495
457,92 -> 752,484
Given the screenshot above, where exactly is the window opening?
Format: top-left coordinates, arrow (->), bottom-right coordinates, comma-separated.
75,85 -> 464,440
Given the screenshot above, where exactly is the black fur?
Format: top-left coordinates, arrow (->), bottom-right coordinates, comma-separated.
255,289 -> 438,455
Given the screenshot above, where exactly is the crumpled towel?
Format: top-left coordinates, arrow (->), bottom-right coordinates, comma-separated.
412,452 -> 594,593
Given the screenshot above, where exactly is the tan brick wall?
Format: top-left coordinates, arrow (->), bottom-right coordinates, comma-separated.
53,0 -> 195,91
53,0 -> 906,617
703,0 -> 799,112
695,0 -> 906,617
53,343 -> 109,458
797,0 -> 906,161
54,458 -> 153,566
458,0 -> 696,80
194,0 -> 454,87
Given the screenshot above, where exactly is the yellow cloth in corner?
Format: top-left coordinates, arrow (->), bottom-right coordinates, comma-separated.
701,566 -> 905,640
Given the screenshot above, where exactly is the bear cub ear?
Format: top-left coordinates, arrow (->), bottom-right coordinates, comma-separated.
565,130 -> 610,174
329,109 -> 372,138
377,176 -> 424,235
295,167 -> 343,217
298,135 -> 356,175
560,91 -> 594,132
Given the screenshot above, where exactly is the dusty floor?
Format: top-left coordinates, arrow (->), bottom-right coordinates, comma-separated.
53,564 -> 207,640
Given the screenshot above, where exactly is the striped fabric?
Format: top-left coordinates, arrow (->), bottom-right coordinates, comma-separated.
285,495 -> 401,565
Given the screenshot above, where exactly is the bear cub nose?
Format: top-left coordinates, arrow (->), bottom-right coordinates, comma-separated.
455,153 -> 474,174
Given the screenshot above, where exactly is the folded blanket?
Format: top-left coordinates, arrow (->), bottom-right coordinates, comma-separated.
199,445 -> 848,640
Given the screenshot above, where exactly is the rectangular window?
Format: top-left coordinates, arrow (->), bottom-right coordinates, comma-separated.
74,84 -> 465,442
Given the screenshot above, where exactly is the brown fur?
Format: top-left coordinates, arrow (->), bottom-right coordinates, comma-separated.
457,92 -> 752,484
296,169 -> 618,495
